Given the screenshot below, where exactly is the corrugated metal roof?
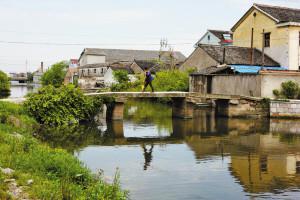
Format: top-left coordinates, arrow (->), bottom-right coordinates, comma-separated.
229,65 -> 287,74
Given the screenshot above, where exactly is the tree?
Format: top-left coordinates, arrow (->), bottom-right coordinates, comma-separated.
41,61 -> 68,87
0,70 -> 10,96
113,70 -> 129,84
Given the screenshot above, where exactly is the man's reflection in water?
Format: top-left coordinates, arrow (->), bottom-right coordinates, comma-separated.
142,144 -> 154,170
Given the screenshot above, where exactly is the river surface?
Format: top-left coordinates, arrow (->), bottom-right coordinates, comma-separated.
7,84 -> 39,98
40,100 -> 300,200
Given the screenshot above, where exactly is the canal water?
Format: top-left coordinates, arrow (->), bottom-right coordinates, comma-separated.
40,100 -> 300,200
5,84 -> 40,98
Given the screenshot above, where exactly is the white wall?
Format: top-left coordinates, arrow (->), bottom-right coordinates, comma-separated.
288,29 -> 300,70
196,32 -> 220,46
104,68 -> 116,86
261,73 -> 300,98
79,55 -> 106,66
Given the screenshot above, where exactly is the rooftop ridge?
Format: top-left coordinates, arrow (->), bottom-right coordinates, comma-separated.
208,29 -> 232,33
84,48 -> 183,53
254,3 -> 300,12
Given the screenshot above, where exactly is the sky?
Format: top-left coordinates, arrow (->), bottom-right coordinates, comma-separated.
1,0 -> 300,73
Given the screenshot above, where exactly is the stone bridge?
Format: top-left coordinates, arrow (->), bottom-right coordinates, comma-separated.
86,92 -> 269,120
1,92 -> 268,119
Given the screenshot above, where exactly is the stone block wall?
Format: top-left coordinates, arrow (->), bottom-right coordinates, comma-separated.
270,100 -> 300,118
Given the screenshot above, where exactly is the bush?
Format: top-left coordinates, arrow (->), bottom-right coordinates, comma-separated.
41,61 -> 68,87
273,81 -> 300,99
0,70 -> 10,96
152,70 -> 189,91
24,85 -> 103,126
113,70 -> 130,84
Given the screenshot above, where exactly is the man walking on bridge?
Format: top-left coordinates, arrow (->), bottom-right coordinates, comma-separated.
142,67 -> 154,92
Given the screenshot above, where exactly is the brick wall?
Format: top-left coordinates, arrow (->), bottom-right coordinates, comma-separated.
270,100 -> 300,118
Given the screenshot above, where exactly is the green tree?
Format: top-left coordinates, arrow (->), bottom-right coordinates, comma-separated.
273,80 -> 300,99
113,70 -> 129,84
41,61 -> 68,87
0,70 -> 10,96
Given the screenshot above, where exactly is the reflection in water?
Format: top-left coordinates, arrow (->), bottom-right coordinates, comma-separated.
8,85 -> 39,98
39,100 -> 300,200
142,144 -> 154,170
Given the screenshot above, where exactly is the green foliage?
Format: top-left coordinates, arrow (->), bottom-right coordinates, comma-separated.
273,81 -> 300,99
24,85 -> 103,126
111,69 -> 190,93
0,70 -> 10,96
113,70 -> 130,84
41,61 -> 68,87
0,101 -> 128,199
152,70 -> 189,91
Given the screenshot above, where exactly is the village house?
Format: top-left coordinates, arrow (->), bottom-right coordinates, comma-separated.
64,59 -> 79,85
194,29 -> 233,47
78,48 -> 186,88
180,44 -> 279,71
232,3 -> 300,70
33,62 -> 44,85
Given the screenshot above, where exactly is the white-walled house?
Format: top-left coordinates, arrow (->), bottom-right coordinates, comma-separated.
194,30 -> 233,47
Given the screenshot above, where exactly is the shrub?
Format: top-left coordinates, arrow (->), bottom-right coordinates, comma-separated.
113,70 -> 129,84
24,85 -> 103,126
152,70 -> 189,91
0,70 -> 10,96
273,80 -> 300,99
41,61 -> 68,87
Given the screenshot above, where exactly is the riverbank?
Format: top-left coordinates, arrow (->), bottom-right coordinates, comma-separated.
0,101 -> 128,199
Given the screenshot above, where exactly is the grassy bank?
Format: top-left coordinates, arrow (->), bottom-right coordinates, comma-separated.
0,101 -> 128,199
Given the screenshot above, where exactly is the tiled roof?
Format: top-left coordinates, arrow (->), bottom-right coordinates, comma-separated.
255,3 -> 300,23
208,30 -> 233,41
193,65 -> 231,75
199,45 -> 280,66
134,60 -> 159,71
80,48 -> 186,63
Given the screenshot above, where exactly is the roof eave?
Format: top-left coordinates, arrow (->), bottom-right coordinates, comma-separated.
277,22 -> 300,27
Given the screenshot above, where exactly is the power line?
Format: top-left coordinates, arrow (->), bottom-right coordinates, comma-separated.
0,40 -> 193,46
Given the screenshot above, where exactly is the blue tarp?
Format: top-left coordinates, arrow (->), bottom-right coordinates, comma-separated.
229,65 -> 288,74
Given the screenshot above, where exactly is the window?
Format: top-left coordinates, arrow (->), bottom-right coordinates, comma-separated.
264,33 -> 271,47
223,34 -> 231,40
88,69 -> 90,75
94,69 -> 96,73
208,35 -> 210,41
101,68 -> 104,74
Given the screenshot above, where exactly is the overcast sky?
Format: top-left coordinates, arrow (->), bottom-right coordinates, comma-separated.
1,0 -> 300,73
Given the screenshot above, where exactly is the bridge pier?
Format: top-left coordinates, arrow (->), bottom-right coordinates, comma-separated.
215,99 -> 269,118
106,98 -> 126,120
172,98 -> 194,119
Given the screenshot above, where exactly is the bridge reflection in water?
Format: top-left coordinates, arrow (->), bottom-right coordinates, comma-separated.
39,102 -> 300,198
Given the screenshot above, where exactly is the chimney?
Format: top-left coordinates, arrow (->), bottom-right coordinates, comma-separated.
41,62 -> 44,73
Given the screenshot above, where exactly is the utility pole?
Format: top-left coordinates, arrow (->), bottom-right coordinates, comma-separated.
262,29 -> 265,68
